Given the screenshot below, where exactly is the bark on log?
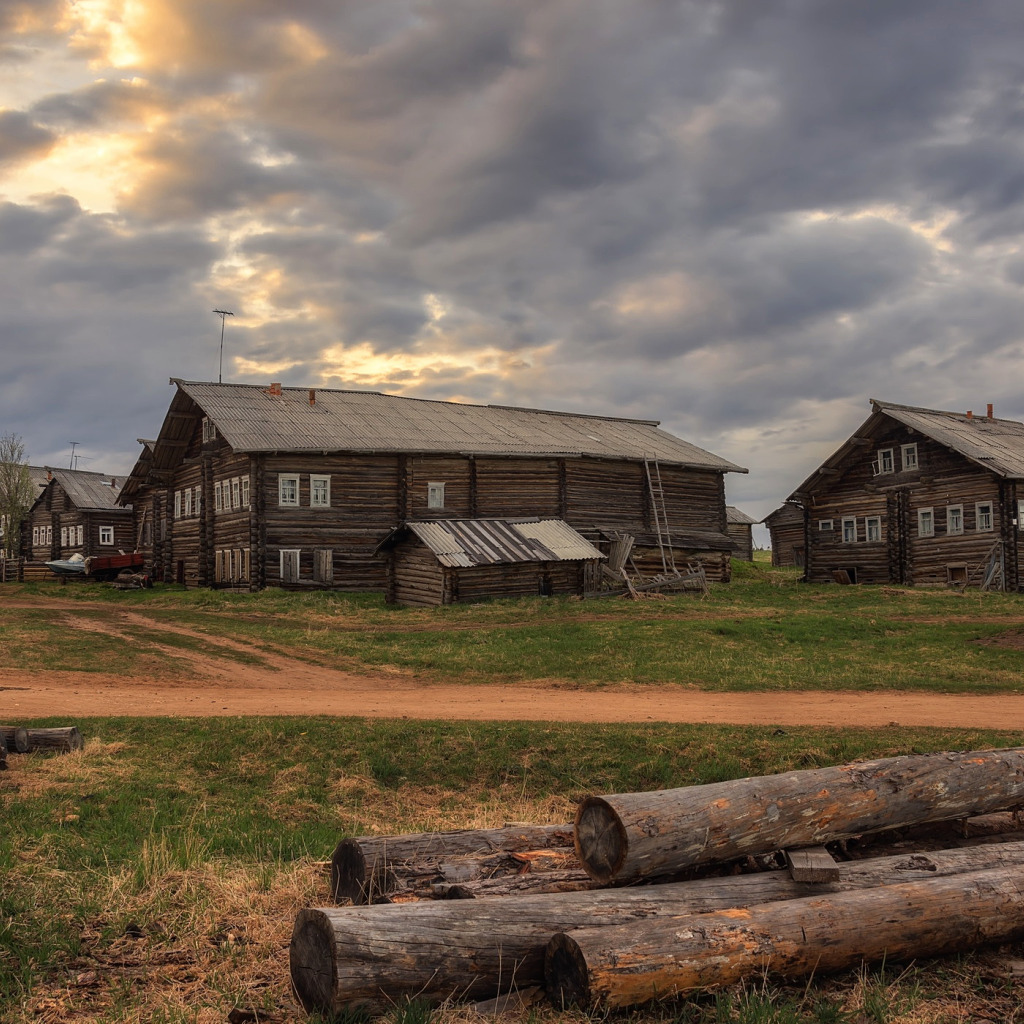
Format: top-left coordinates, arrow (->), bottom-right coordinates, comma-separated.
290,838 -> 1024,1015
546,864 -> 1024,1009
0,727 -> 30,754
433,867 -> 602,899
20,727 -> 84,753
575,746 -> 1024,884
331,824 -> 574,904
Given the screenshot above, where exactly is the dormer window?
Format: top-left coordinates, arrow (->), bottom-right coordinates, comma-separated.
202,417 -> 217,443
901,444 -> 918,471
427,482 -> 445,509
875,448 -> 894,475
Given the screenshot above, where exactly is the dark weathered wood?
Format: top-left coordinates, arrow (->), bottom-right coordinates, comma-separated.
330,824 -> 575,904
23,727 -> 84,753
0,726 -> 30,753
575,746 -> 1024,884
0,731 -> 7,770
545,864 -> 1024,1009
433,866 -> 601,899
785,846 -> 839,882
290,838 -> 1024,1015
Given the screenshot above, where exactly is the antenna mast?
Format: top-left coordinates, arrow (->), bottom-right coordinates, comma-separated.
213,309 -> 234,383
68,441 -> 79,470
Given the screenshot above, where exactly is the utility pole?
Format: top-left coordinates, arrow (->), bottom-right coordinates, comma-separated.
213,309 -> 234,383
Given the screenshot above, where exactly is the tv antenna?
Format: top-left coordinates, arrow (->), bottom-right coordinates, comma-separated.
213,309 -> 234,383
68,441 -> 80,470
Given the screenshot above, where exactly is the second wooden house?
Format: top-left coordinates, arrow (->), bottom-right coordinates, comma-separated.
789,399 -> 1024,589
118,379 -> 747,591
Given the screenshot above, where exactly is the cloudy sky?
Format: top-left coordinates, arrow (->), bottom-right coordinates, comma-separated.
2,0 -> 1023,524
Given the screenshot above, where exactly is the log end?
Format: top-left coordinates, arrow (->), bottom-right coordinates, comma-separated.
289,908 -> 339,1014
65,726 -> 84,752
574,796 -> 627,883
330,839 -> 368,904
545,932 -> 591,1009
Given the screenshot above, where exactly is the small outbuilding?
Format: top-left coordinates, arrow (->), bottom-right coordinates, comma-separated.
763,503 -> 806,567
726,506 -> 757,562
378,518 -> 605,606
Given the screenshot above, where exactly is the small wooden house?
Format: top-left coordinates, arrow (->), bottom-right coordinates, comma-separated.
22,468 -> 134,562
726,506 -> 757,561
378,518 -> 604,605
119,380 -> 746,591
763,504 -> 805,567
789,400 -> 1024,589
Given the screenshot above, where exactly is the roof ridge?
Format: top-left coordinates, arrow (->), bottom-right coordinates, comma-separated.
871,398 -> 1024,426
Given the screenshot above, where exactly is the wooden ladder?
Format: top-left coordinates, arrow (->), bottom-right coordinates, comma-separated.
644,456 -> 676,575
981,540 -> 1005,592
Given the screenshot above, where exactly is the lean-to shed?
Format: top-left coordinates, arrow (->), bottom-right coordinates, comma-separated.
378,518 -> 604,606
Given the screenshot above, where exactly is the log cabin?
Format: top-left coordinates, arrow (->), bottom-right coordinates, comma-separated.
763,503 -> 805,567
726,506 -> 757,562
22,468 -> 134,562
377,518 -> 604,606
118,379 -> 746,591
789,399 -> 1024,589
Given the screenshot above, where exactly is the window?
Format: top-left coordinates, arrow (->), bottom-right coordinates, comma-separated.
194,486 -> 201,515
174,491 -> 182,519
215,481 -> 223,512
32,526 -> 39,546
876,448 -> 894,475
45,526 -> 52,544
947,505 -> 964,536
427,482 -> 445,509
214,549 -> 223,583
241,478 -> 250,507
918,508 -> 934,538
202,417 -> 217,443
231,478 -> 241,510
976,502 -> 994,531
280,548 -> 300,582
61,527 -> 68,547
184,488 -> 192,517
311,475 -> 331,508
901,444 -> 918,471
279,474 -> 299,506
842,518 -> 857,543
866,516 -> 881,542
77,525 -> 83,546
99,526 -> 114,545
226,549 -> 235,581
313,548 -> 333,583
818,520 -> 834,532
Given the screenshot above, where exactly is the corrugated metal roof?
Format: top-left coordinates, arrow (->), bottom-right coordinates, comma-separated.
391,518 -> 605,567
172,380 -> 746,473
49,469 -> 126,511
726,506 -> 757,525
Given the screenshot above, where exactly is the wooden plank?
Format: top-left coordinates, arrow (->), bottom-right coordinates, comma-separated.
785,845 -> 839,882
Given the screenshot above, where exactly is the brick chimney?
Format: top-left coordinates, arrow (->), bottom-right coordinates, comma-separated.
987,403 -> 994,419
966,410 -> 973,421
268,382 -> 283,396
309,388 -> 316,406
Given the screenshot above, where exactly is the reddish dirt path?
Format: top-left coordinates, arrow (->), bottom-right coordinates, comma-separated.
5,669 -> 1024,728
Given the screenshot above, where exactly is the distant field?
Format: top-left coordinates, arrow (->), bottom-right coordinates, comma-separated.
4,718 -> 1024,1023
2,558 -> 1024,692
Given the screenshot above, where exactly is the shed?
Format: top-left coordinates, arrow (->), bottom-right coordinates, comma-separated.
763,504 -> 805,567
726,506 -> 757,561
377,518 -> 605,606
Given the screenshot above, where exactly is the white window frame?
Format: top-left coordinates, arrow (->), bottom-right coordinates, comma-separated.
976,502 -> 994,532
77,525 -> 83,546
231,477 -> 241,510
45,526 -> 52,544
947,504 -> 964,536
917,508 -> 935,538
280,548 -> 301,582
841,517 -> 857,543
194,486 -> 201,515
202,417 -> 217,443
99,526 -> 114,546
32,526 -> 39,546
278,474 -> 299,507
61,527 -> 68,547
818,520 -> 834,532
215,481 -> 223,512
241,477 -> 250,508
310,474 -> 331,508
876,448 -> 894,475
174,491 -> 182,519
184,488 -> 192,517
427,481 -> 445,509
865,516 -> 881,543
901,443 -> 918,471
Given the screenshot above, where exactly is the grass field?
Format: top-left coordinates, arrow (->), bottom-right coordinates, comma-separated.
4,564 -> 1024,1022
3,556 -> 1024,691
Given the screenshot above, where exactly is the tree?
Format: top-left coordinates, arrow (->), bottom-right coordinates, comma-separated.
0,434 -> 33,558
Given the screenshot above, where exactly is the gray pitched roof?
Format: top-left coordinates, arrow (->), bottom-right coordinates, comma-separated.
380,518 -> 604,567
172,380 -> 746,472
791,399 -> 1024,497
47,468 -> 126,511
726,505 -> 757,526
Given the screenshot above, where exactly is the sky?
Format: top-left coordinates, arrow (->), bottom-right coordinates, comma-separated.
2,0 -> 1023,531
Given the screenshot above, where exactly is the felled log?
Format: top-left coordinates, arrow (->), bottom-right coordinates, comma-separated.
290,838 -> 1024,1015
434,865 -> 601,899
0,727 -> 30,754
545,863 -> 1024,1009
575,746 -> 1024,884
18,727 -> 84,753
331,823 -> 574,903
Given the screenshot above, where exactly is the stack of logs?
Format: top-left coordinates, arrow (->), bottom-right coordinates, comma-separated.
0,726 -> 84,769
290,746 -> 1024,1015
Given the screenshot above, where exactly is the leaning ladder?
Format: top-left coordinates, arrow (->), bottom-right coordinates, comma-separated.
644,456 -> 676,575
981,540 -> 1005,592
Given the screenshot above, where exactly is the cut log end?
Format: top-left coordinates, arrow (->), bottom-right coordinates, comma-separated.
289,909 -> 339,1014
545,932 -> 590,1009
575,796 -> 627,883
330,839 -> 369,904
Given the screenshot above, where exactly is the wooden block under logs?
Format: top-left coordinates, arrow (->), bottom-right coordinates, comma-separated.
785,846 -> 840,883
574,746 -> 1024,885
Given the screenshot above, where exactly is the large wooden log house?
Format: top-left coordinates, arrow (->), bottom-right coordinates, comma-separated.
118,379 -> 746,591
789,399 -> 1024,588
